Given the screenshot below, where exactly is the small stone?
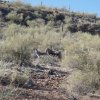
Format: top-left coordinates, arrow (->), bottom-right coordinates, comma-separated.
23,78 -> 35,88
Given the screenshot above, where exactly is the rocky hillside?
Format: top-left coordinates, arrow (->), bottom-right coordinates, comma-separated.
0,1 -> 100,35
1,1 -> 100,100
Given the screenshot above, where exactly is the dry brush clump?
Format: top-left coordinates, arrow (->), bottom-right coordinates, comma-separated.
0,60 -> 30,87
0,24 -> 36,65
61,32 -> 100,95
6,11 -> 23,23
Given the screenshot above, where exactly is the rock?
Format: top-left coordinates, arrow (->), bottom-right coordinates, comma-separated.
68,23 -> 100,35
23,78 -> 35,89
48,69 -> 58,76
0,76 -> 10,86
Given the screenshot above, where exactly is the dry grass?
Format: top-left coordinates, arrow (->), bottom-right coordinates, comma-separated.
0,1 -> 100,97
1,22 -> 100,95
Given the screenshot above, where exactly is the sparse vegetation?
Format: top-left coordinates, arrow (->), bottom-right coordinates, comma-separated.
0,1 -> 100,100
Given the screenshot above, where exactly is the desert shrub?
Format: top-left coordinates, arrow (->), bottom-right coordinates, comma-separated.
61,32 -> 100,70
33,6 -> 48,11
39,56 -> 59,65
0,61 -> 30,87
0,87 -> 15,100
62,49 -> 100,73
66,70 -> 100,95
0,33 -> 34,65
3,24 -> 35,38
0,62 -> 11,77
97,20 -> 100,25
11,1 -> 25,9
3,24 -> 21,38
0,70 -> 29,87
27,18 -> 45,27
0,61 -> 14,85
60,32 -> 100,95
6,11 -> 23,23
10,70 -> 29,87
6,11 -> 17,21
46,14 -> 54,21
41,31 -> 62,49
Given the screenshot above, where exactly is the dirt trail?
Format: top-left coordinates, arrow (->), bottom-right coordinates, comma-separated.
0,63 -> 74,100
